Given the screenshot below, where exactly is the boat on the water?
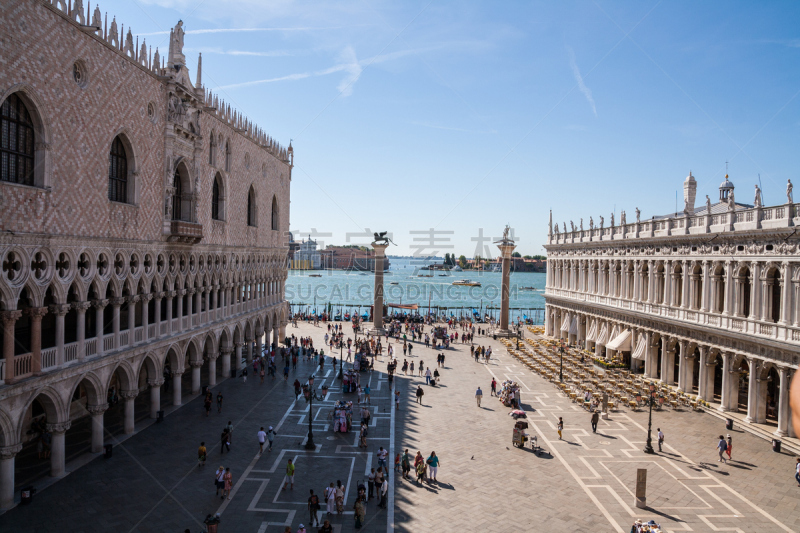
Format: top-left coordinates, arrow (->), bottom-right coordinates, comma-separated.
452,279 -> 481,287
389,281 -> 399,285
519,286 -> 536,291
309,274 -> 322,277
418,273 -> 433,278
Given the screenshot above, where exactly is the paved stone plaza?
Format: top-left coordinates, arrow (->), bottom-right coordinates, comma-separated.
0,322 -> 798,532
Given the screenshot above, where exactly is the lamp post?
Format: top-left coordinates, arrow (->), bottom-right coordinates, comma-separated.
559,340 -> 564,383
643,383 -> 657,454
305,374 -> 316,450
338,341 -> 343,380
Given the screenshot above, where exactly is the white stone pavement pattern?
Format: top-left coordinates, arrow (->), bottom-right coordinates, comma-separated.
0,321 -> 798,532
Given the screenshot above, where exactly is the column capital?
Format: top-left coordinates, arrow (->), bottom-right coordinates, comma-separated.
120,389 -> 139,400
49,303 -> 71,316
189,360 -> 204,368
234,342 -> 244,348
127,295 -> 141,304
140,293 -> 153,303
187,288 -> 196,296
177,289 -> 187,297
0,443 -> 23,459
109,297 -> 126,307
46,422 -> 71,434
155,292 -> 166,300
147,378 -> 165,387
1,310 -> 23,324
171,370 -> 185,377
167,291 -> 177,299
92,299 -> 109,310
72,301 -> 92,312
25,307 -> 48,320
220,349 -> 233,357
86,403 -> 109,416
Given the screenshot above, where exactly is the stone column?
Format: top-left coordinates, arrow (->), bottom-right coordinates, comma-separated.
47,422 -> 71,477
273,325 -> 280,351
723,261 -> 733,316
245,338 -> 253,365
73,302 -> 90,361
140,294 -> 152,343
370,241 -> 389,334
190,360 -> 203,394
49,304 -> 70,367
235,342 -> 243,370
120,390 -> 138,434
27,307 -> 48,374
697,346 -> 709,400
1,311 -> 22,383
153,293 -> 163,339
719,353 -> 732,412
172,371 -> 183,406
780,263 -> 791,325
148,378 -> 164,419
127,296 -> 139,345
777,368 -> 796,438
221,349 -> 232,378
0,444 -> 22,510
661,337 -> 674,385
87,403 -> 108,453
187,288 -> 196,326
211,287 -> 218,321
165,291 -> 174,335
751,262 -> 762,320
94,299 -> 108,356
208,355 -> 218,387
701,261 -> 711,312
176,289 -> 185,332
497,240 -> 516,334
111,297 -> 123,351
663,261 -> 672,306
745,359 -> 760,423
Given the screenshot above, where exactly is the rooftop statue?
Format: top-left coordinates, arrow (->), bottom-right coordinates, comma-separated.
788,179 -> 794,204
754,184 -> 762,208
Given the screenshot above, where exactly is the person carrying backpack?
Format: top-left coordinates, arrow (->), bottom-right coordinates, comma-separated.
416,385 -> 424,405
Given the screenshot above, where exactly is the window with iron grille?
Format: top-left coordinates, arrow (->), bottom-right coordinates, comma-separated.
108,136 -> 128,202
1,93 -> 35,186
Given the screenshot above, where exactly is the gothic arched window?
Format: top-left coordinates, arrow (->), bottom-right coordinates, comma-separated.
225,141 -> 231,172
209,134 -> 216,166
271,195 -> 279,230
172,168 -> 183,221
1,93 -> 35,186
108,136 -> 129,203
212,173 -> 223,220
247,186 -> 257,227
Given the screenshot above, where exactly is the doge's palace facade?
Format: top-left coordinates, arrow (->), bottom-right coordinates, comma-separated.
545,173 -> 799,441
0,1 -> 291,508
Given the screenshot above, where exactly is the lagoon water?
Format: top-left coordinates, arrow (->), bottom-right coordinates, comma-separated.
287,257 -> 546,323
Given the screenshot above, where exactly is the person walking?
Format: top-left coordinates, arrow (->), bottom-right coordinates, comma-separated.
475,386 -> 483,407
318,519 -> 333,533
378,475 -> 388,509
368,468 -> 377,500
215,466 -> 225,496
716,435 -> 728,463
402,449 -> 411,479
657,428 -> 665,452
257,427 -> 267,454
267,426 -> 276,452
490,378 -> 497,397
216,391 -> 224,413
395,390 -> 400,410
282,459 -> 295,489
426,451 -> 439,482
335,480 -> 345,514
795,458 -> 800,487
726,434 -> 732,461
425,367 -> 432,385
242,367 -> 248,383
222,467 -> 233,500
377,447 -> 388,470
220,428 -> 231,453
419,360 -> 424,376
416,385 -> 424,405
307,489 -> 320,527
325,482 -> 336,515
197,442 -> 207,467
364,385 -> 371,405
204,393 -> 212,417
591,411 -> 599,434
557,417 -> 564,440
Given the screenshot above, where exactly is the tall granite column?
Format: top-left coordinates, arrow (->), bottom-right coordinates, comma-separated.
496,238 -> 516,335
371,242 -> 389,334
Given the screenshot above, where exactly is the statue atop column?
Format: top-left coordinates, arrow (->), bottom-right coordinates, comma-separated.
635,208 -> 640,223
787,179 -> 793,204
754,184 -> 762,207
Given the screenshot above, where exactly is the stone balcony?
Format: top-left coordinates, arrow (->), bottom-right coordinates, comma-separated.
168,220 -> 203,244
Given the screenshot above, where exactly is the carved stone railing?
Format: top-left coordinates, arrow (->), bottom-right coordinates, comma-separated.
169,220 -> 203,244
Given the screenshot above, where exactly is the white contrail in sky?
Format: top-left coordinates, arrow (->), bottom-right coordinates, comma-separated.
567,46 -> 597,117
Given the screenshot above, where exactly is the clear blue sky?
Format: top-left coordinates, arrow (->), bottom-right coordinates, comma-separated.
117,0 -> 800,257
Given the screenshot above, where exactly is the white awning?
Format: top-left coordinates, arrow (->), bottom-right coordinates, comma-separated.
586,320 -> 597,342
631,334 -> 647,360
569,317 -> 578,336
560,313 -> 571,332
606,329 -> 632,352
596,323 -> 608,345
